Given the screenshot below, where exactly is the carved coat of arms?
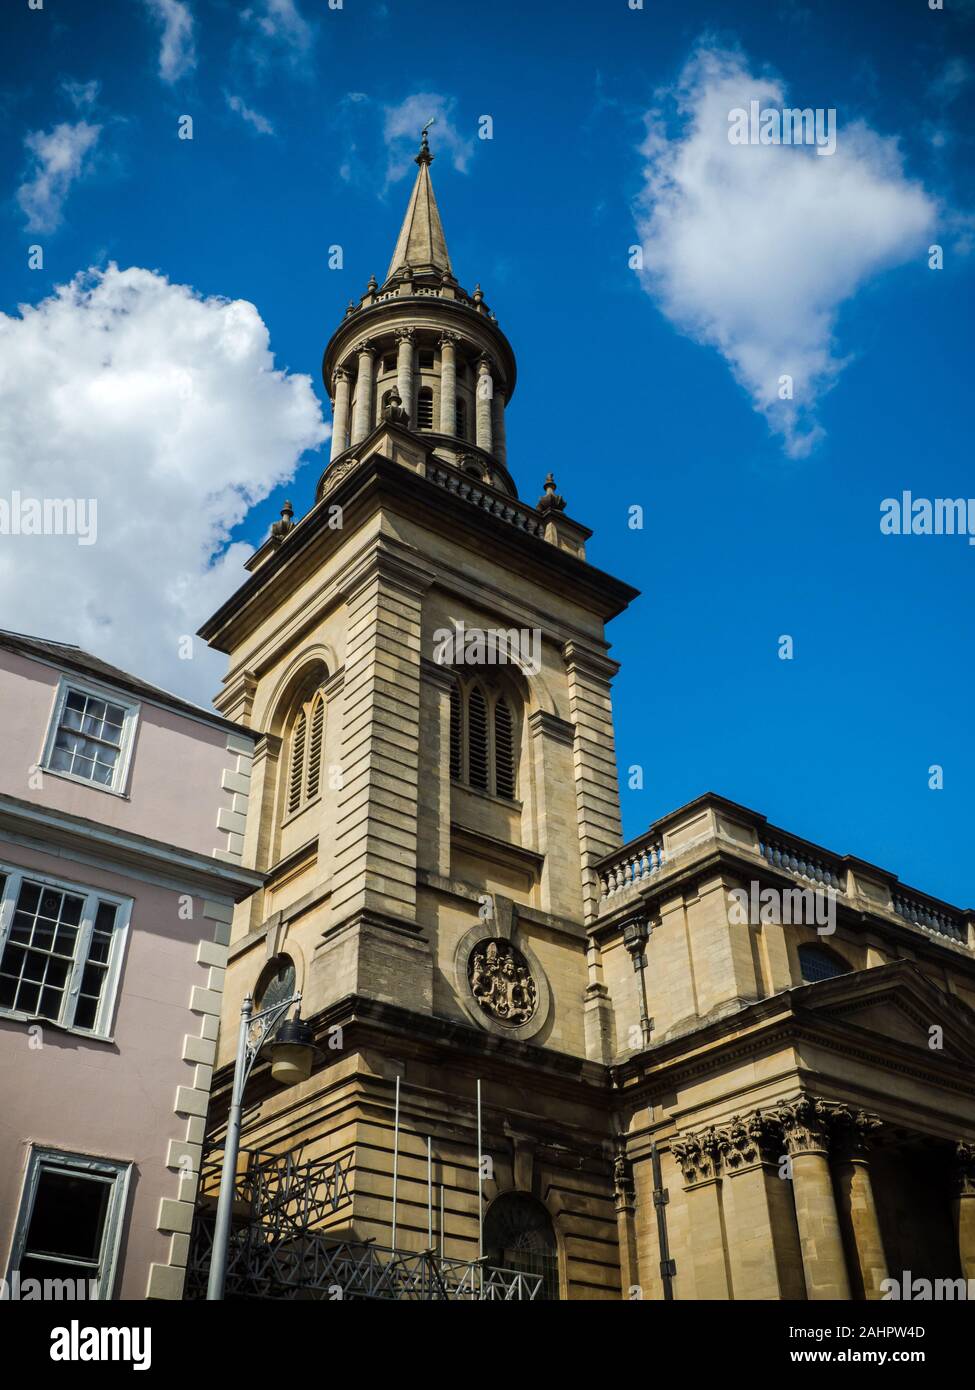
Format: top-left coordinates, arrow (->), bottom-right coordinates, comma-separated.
468,939 -> 537,1026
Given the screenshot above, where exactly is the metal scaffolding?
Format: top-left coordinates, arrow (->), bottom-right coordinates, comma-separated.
184,1142 -> 542,1301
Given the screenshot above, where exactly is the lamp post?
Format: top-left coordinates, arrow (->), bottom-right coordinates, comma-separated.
622,916 -> 652,1047
206,991 -> 316,1301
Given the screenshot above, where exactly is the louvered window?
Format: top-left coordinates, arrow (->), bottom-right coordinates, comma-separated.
449,682 -> 463,780
287,711 -> 306,814
285,686 -> 326,817
467,686 -> 489,791
417,387 -> 434,429
306,696 -> 324,800
448,678 -> 518,801
456,396 -> 468,440
494,697 -> 515,800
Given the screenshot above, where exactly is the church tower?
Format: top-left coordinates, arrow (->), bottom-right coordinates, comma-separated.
199,133 -> 638,1299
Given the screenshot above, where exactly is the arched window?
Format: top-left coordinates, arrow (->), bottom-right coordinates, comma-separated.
456,396 -> 468,440
417,387 -> 434,429
483,1193 -> 559,1300
286,687 -> 325,816
449,676 -> 519,802
798,944 -> 850,984
255,955 -> 296,1013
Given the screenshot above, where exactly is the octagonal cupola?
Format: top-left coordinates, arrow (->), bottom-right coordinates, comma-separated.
321,128 -> 518,495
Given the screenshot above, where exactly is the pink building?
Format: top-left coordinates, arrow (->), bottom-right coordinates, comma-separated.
0,630 -> 262,1300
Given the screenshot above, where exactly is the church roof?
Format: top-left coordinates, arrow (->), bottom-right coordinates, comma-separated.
384,127 -> 453,284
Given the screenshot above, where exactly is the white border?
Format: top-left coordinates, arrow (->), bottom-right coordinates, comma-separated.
5,1146 -> 132,1299
0,858 -> 132,1039
39,674 -> 141,798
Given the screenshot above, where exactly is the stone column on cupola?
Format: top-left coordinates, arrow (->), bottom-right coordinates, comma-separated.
438,331 -> 458,434
491,381 -> 507,466
396,328 -> 416,426
330,366 -> 351,459
350,341 -> 376,444
475,355 -> 494,454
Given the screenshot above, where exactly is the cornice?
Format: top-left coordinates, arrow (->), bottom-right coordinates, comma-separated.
0,791 -> 265,901
199,453 -> 639,650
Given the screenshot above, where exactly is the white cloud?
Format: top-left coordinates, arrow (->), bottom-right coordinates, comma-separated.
0,265 -> 327,702
382,93 -> 473,184
253,0 -> 311,50
17,121 -> 102,234
633,44 -> 935,456
226,92 -> 274,135
239,0 -> 313,69
61,79 -> 100,111
142,0 -> 196,84
930,57 -> 972,104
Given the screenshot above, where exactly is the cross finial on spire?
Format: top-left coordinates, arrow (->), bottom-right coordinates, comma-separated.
417,117 -> 435,165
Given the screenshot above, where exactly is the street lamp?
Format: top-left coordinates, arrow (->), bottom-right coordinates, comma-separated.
206,991 -> 316,1301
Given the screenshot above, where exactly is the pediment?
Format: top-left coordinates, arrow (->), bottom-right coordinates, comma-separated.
794,961 -> 975,1065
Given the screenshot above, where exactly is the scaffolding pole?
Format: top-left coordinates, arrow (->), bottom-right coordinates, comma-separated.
391,1074 -> 400,1251
476,1078 -> 484,1296
427,1135 -> 433,1247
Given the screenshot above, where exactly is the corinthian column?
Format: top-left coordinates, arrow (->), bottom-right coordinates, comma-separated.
438,332 -> 458,434
492,382 -> 507,466
396,328 -> 415,425
475,355 -> 494,454
831,1107 -> 888,1300
350,341 -> 376,444
330,367 -> 351,459
954,1141 -> 975,1281
776,1096 -> 851,1300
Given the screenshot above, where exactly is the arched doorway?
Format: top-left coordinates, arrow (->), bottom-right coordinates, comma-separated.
483,1193 -> 559,1300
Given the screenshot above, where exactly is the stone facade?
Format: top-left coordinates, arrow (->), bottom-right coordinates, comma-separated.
198,139 -> 975,1300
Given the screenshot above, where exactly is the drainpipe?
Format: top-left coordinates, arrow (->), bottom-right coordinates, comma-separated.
650,1132 -> 676,1300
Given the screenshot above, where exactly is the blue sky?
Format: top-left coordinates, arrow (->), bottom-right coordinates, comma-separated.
1,0 -> 973,906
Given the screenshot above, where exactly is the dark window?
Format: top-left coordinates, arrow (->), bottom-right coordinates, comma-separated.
417,387 -> 434,429
382,355 -> 396,374
798,944 -> 850,983
484,1193 -> 559,1300
456,397 -> 468,439
256,956 -> 296,1014
16,1154 -> 128,1294
418,349 -> 435,369
0,878 -> 119,1032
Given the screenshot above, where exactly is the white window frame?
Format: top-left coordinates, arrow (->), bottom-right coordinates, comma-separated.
0,861 -> 132,1040
39,675 -> 140,797
6,1147 -> 131,1299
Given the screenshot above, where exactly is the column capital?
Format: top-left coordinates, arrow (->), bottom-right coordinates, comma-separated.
352,339 -> 376,358
722,1109 -> 784,1172
395,326 -> 416,344
476,353 -> 494,374
438,329 -> 460,348
829,1105 -> 884,1162
672,1125 -> 727,1186
956,1141 -> 975,1196
773,1094 -> 834,1155
332,365 -> 350,388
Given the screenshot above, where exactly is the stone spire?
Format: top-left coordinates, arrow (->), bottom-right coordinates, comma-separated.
384,124 -> 454,285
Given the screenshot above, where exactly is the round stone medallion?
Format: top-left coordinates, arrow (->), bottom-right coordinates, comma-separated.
467,938 -> 538,1027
